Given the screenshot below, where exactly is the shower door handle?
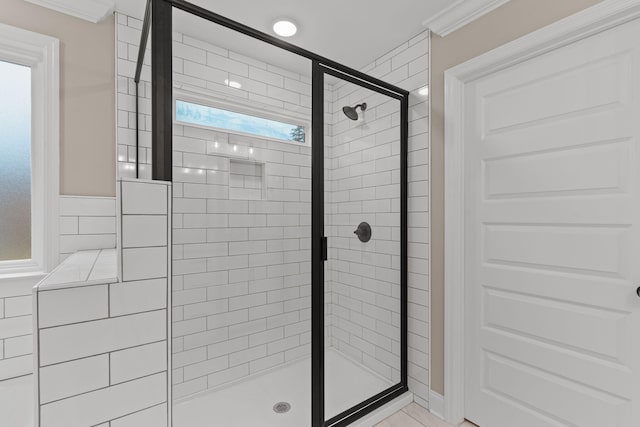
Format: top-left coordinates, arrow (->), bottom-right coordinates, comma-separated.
322,236 -> 328,261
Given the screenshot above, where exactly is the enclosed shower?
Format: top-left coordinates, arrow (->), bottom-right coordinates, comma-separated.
124,1 -> 420,425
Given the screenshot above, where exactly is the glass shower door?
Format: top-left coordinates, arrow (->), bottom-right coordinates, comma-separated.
313,63 -> 407,426
170,9 -> 314,427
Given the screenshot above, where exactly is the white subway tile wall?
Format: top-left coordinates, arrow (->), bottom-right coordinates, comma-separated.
116,12 -> 430,408
322,34 -> 430,407
59,196 -> 117,263
117,14 -> 308,398
384,32 -> 430,408
327,32 -> 431,407
171,107 -> 314,398
116,13 -> 152,179
0,196 -> 117,382
326,32 -> 430,407
35,180 -> 171,427
0,275 -> 40,381
326,80 -> 403,385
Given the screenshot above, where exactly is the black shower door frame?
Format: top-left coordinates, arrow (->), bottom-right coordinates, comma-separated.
312,62 -> 408,427
141,1 -> 409,426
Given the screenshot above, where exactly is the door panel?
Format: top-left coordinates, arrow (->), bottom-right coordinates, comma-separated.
483,140 -> 630,199
464,17 -> 640,427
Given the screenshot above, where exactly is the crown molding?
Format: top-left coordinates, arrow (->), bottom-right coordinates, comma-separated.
24,0 -> 115,23
423,0 -> 511,37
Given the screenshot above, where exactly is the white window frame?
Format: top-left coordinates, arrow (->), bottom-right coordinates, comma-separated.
0,24 -> 59,276
173,87 -> 311,148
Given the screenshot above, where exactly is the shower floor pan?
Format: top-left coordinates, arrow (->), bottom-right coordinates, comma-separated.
173,348 -> 397,427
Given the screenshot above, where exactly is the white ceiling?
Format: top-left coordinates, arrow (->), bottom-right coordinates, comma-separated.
115,0 -> 455,74
25,0 -> 510,77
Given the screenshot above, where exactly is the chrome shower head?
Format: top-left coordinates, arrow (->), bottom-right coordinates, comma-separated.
342,103 -> 367,121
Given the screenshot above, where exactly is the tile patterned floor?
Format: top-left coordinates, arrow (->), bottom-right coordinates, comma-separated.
376,402 -> 478,427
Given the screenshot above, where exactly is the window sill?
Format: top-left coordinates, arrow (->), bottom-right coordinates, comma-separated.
0,271 -> 47,283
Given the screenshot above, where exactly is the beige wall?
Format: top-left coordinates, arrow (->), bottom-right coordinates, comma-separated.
430,0 -> 603,395
2,0 -> 115,196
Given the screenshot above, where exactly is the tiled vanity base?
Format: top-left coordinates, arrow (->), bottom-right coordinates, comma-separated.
33,180 -> 172,427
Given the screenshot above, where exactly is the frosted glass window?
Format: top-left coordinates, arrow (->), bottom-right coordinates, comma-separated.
175,100 -> 306,143
0,60 -> 32,262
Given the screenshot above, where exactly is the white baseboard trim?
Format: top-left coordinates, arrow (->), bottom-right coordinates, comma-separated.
429,390 -> 445,420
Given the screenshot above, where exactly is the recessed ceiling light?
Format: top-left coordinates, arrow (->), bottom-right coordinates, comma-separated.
224,79 -> 242,89
273,19 -> 297,37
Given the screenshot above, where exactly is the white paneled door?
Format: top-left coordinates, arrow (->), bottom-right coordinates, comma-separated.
463,17 -> 640,427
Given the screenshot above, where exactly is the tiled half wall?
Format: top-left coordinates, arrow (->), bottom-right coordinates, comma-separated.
34,180 -> 171,427
0,196 -> 117,382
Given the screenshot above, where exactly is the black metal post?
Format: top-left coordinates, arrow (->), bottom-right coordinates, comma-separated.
400,94 -> 409,388
133,0 -> 150,179
135,83 -> 139,179
134,0 -> 151,84
151,0 -> 173,181
311,60 -> 325,427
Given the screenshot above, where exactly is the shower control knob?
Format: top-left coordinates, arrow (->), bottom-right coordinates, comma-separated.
354,222 -> 372,243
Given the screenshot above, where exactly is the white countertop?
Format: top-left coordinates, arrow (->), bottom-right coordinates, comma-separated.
35,249 -> 118,291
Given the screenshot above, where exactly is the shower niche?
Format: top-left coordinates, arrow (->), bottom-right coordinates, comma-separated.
228,159 -> 265,200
